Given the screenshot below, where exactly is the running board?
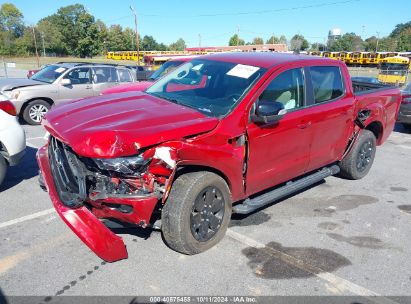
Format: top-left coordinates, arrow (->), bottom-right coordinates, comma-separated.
233,165 -> 340,214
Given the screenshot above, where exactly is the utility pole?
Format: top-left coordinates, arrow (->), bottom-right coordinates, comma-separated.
130,6 -> 140,65
236,26 -> 240,47
272,33 -> 274,45
198,34 -> 201,50
376,31 -> 380,52
40,32 -> 46,57
32,27 -> 40,67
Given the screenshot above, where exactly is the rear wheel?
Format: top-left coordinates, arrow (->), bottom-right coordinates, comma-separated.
23,100 -> 51,125
0,154 -> 7,187
161,171 -> 232,255
339,130 -> 376,180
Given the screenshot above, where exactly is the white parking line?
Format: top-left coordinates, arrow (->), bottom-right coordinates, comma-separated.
226,229 -> 399,304
26,136 -> 46,141
25,142 -> 41,149
0,208 -> 55,229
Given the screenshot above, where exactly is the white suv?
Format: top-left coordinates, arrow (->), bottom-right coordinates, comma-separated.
0,96 -> 26,186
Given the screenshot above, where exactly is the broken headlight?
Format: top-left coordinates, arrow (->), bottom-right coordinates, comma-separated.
93,155 -> 151,176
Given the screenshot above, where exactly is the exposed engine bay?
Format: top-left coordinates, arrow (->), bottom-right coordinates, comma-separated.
48,136 -> 175,226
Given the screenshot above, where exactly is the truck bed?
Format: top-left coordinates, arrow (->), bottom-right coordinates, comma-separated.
352,80 -> 393,95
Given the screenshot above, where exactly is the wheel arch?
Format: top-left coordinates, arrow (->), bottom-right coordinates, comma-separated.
163,164 -> 233,203
20,97 -> 54,117
364,120 -> 384,145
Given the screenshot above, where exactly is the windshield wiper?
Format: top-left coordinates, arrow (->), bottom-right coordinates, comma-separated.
150,92 -> 181,105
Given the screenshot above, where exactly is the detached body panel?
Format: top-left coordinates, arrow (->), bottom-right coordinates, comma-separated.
37,145 -> 128,262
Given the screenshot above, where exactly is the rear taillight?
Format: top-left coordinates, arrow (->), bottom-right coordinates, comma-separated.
0,100 -> 17,116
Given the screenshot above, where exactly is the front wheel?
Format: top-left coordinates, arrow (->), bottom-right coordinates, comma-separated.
339,130 -> 376,180
22,100 -> 51,125
161,171 -> 232,255
0,154 -> 7,187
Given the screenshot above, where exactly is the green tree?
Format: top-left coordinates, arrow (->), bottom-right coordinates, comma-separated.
390,21 -> 411,38
123,27 -> 135,51
141,35 -> 158,51
266,35 -> 280,44
279,35 -> 287,44
310,42 -> 326,52
252,37 -> 264,45
290,34 -> 309,51
389,22 -> 411,51
169,38 -> 186,51
328,33 -> 364,51
364,36 -> 378,52
106,25 -> 126,51
74,12 -> 100,57
228,34 -> 245,46
0,3 -> 24,37
157,43 -> 169,51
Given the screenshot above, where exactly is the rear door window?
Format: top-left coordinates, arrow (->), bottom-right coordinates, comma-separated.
64,68 -> 91,84
309,66 -> 344,103
118,69 -> 133,82
92,67 -> 118,83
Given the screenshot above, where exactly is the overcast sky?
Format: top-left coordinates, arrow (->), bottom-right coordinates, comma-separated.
4,0 -> 411,46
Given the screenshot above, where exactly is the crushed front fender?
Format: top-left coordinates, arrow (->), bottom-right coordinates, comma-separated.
37,145 -> 128,262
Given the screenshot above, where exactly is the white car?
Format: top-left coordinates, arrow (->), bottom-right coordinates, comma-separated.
0,96 -> 26,186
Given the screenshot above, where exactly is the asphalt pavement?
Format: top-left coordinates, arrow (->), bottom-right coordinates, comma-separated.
0,121 -> 411,303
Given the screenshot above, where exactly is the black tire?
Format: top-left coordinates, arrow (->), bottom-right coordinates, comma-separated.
339,129 -> 376,180
0,154 -> 7,187
161,171 -> 232,255
22,100 -> 51,125
403,123 -> 411,131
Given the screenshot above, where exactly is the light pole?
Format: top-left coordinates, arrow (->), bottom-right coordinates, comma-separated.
32,27 -> 40,67
236,26 -> 240,47
376,31 -> 380,52
41,32 -> 46,57
130,6 -> 140,65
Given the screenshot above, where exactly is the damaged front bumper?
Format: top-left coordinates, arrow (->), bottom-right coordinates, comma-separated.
36,139 -> 160,262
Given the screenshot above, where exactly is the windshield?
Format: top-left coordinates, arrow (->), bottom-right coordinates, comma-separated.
148,60 -> 184,81
146,59 -> 266,117
380,63 -> 409,76
31,65 -> 67,84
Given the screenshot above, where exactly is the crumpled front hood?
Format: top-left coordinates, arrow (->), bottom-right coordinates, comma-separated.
0,78 -> 45,91
43,91 -> 219,158
101,81 -> 152,95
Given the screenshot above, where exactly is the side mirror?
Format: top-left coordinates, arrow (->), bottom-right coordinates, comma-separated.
60,78 -> 71,86
251,100 -> 287,124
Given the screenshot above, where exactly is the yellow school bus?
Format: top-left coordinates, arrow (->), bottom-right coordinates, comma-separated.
309,51 -> 322,56
337,52 -> 350,63
111,52 -> 123,60
106,52 -> 114,59
322,52 -> 340,60
378,56 -> 410,86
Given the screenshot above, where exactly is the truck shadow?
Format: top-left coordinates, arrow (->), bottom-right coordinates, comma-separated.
103,219 -> 153,240
0,146 -> 39,192
394,122 -> 411,134
230,180 -> 326,223
0,287 -> 8,304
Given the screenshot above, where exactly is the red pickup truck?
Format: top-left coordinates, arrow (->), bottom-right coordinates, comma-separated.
37,53 -> 401,262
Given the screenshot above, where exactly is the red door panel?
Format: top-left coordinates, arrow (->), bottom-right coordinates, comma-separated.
246,109 -> 312,196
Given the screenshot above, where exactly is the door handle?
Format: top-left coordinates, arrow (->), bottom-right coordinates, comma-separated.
85,85 -> 92,89
297,121 -> 312,129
